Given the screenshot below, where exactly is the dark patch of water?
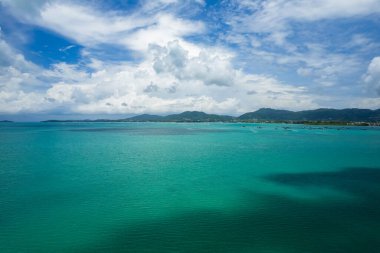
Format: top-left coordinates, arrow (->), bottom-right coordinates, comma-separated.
81,168 -> 380,253
265,167 -> 380,200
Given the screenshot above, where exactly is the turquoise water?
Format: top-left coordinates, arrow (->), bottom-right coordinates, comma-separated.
1,122 -> 380,252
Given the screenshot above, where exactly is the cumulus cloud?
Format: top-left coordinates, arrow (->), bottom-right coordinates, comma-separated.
363,57 -> 380,96
152,41 -> 236,86
143,83 -> 159,93
0,33 -> 45,92
1,0 -> 378,117
0,36 -> 318,114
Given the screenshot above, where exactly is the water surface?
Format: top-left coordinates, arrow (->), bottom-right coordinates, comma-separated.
1,122 -> 379,252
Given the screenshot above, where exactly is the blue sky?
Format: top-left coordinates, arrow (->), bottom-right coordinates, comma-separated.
0,0 -> 380,119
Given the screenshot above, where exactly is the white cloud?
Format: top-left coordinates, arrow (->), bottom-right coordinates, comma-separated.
37,2 -> 149,47
0,90 -> 48,113
152,40 -> 237,87
231,0 -> 380,37
59,45 -> 76,52
349,97 -> 380,108
297,67 -> 313,77
218,0 -> 375,89
60,42 -> 317,114
43,63 -> 89,83
0,33 -> 45,92
269,0 -> 380,21
0,37 -> 318,114
363,57 -> 380,96
250,44 -> 361,86
121,14 -> 204,53
0,34 -> 38,72
2,0 -> 205,54
1,0 -> 378,116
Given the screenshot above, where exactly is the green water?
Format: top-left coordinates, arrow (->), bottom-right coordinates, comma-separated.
1,122 -> 380,252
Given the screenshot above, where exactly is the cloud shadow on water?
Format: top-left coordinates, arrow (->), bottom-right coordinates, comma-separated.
265,167 -> 380,200
81,168 -> 380,253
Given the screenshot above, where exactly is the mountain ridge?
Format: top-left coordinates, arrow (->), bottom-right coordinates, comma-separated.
124,111 -> 234,122
239,108 -> 380,122
42,108 -> 380,123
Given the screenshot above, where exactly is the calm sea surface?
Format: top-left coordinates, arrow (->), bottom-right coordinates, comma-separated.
1,122 -> 380,252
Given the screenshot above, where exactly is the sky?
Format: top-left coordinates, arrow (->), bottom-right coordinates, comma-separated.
0,0 -> 380,119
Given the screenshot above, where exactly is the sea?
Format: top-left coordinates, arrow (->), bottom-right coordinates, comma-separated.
1,122 -> 379,252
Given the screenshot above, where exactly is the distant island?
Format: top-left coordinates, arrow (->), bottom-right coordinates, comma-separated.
42,108 -> 380,126
0,120 -> 13,123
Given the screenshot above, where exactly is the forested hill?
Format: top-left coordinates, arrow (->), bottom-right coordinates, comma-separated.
42,108 -> 380,123
238,108 -> 380,122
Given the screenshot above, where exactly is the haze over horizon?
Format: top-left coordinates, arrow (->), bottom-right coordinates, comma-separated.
1,0 -> 380,120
